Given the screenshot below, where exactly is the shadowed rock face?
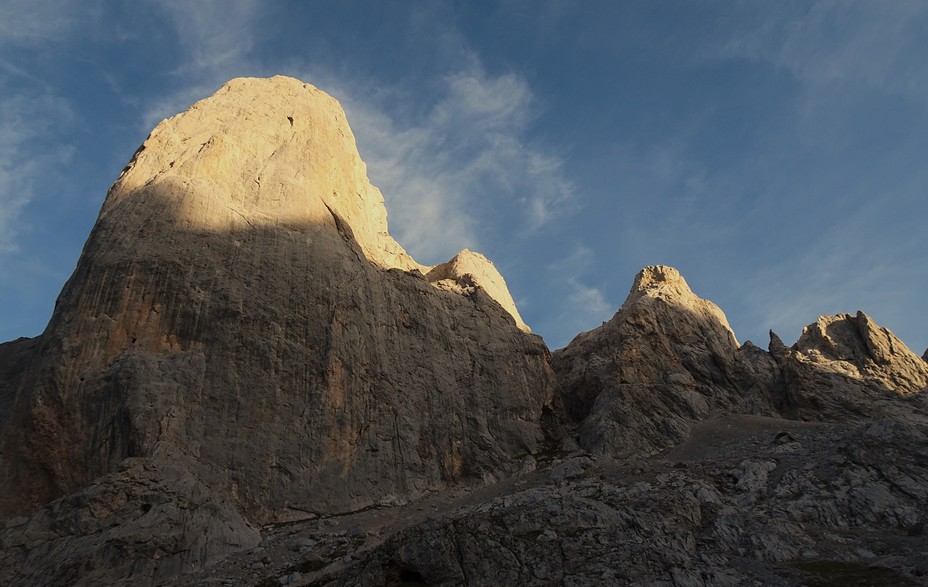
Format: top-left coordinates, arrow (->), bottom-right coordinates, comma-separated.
0,77 -> 559,530
0,443 -> 262,586
314,414 -> 928,587
769,311 -> 928,422
553,266 -> 928,460
2,76 -> 927,586
551,265 -> 783,457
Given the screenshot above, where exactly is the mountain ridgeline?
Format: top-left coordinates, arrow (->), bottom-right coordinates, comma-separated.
1,77 -> 926,586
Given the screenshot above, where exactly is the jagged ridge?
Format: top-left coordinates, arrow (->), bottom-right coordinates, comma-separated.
1,78 -> 927,586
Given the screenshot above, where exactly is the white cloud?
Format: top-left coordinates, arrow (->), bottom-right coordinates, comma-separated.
540,245 -> 615,349
0,93 -> 74,255
432,71 -> 533,131
313,66 -> 575,264
730,197 -> 928,350
0,0 -> 94,44
140,84 -> 220,132
139,0 -> 263,130
135,2 -> 574,266
0,0 -> 87,258
565,279 -> 612,321
723,1 -> 928,97
155,0 -> 259,73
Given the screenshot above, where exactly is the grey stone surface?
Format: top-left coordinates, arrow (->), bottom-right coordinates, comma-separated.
1,77 -> 927,587
551,265 -> 784,458
0,77 -> 559,583
216,415 -> 925,587
771,311 -> 928,422
0,444 -> 260,586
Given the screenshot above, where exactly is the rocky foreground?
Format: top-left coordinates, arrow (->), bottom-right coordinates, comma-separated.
1,77 -> 926,586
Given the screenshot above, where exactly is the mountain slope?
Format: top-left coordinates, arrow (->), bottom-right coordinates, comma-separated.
0,77 -> 560,583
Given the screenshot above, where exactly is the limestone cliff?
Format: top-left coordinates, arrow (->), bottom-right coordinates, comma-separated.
553,266 -> 928,459
769,311 -> 928,421
551,266 -> 781,457
0,76 -> 558,570
426,249 -> 529,332
3,77 -> 928,586
794,311 -> 928,392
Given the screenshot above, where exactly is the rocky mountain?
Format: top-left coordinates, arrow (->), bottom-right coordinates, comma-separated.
0,77 -> 559,584
772,311 -> 928,421
551,265 -> 784,457
552,266 -> 928,458
1,77 -> 926,586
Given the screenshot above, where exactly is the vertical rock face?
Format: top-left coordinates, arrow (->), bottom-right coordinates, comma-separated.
0,338 -> 36,434
3,77 -> 927,586
551,266 -> 781,457
0,77 -> 559,528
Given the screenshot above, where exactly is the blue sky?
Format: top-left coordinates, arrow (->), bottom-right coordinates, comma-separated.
1,1 -> 927,353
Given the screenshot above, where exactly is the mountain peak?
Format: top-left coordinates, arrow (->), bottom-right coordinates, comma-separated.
622,265 -> 736,344
794,310 -> 928,392
426,249 -> 529,332
0,76 -> 554,528
102,75 -> 527,329
631,264 -> 687,292
107,75 -> 419,272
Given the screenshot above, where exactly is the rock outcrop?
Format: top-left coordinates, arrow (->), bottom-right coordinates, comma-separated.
551,265 -> 782,457
162,415 -> 928,587
325,418 -> 928,587
795,311 -> 928,391
1,444 -> 261,586
769,311 -> 928,422
552,267 -> 928,459
2,76 -> 927,586
426,249 -> 529,332
0,77 -> 559,580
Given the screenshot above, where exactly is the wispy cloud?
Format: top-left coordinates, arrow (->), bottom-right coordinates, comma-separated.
705,1 -> 928,351
156,0 -> 259,73
160,0 -> 259,71
737,194 -> 928,350
141,85 -> 222,132
0,93 -> 74,255
0,0 -> 87,261
0,0 -> 95,44
539,245 -> 615,349
123,1 -> 576,272
311,65 -> 575,264
723,1 -> 928,98
140,0 -> 263,129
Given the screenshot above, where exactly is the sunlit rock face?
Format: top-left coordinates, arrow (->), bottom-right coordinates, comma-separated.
793,311 -> 928,391
426,249 -> 530,332
551,265 -> 784,457
0,76 -> 559,536
3,77 -> 927,587
554,265 -> 928,459
769,311 -> 928,421
104,76 -> 419,272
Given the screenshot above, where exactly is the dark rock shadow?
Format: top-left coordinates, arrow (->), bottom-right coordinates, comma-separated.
0,178 -> 562,584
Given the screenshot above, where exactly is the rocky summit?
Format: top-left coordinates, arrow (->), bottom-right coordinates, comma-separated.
1,77 -> 926,586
